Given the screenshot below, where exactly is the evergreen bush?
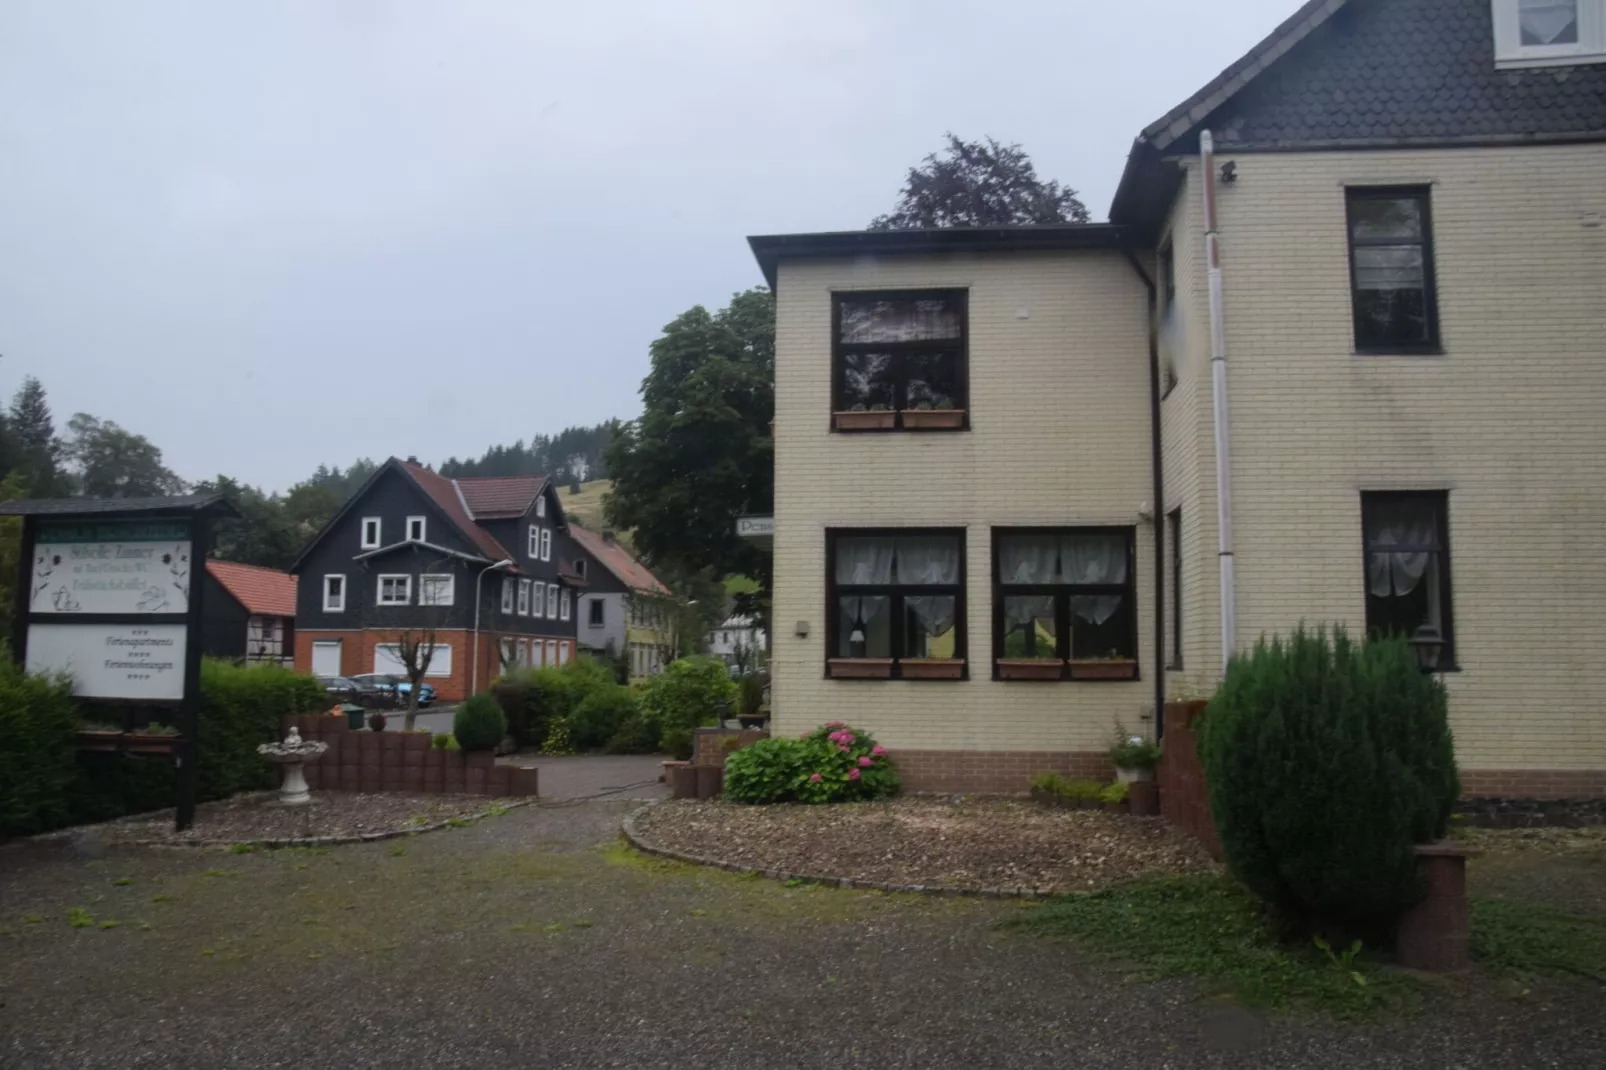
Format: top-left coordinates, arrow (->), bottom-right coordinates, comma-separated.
0,662 -> 79,838
604,714 -> 660,755
1200,626 -> 1459,940
452,694 -> 508,752
637,656 -> 736,761
570,684 -> 637,750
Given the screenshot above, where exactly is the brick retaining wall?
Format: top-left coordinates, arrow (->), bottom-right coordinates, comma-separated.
1156,701 -> 1222,860
279,715 -> 538,797
691,727 -> 769,767
891,749 -> 1111,795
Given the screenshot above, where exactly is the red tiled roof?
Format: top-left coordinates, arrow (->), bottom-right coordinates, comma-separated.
569,524 -> 669,596
206,560 -> 296,617
400,462 -> 520,567
456,475 -> 547,519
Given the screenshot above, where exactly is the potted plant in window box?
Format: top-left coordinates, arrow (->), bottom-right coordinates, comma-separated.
900,397 -> 965,430
125,723 -> 183,755
834,403 -> 896,431
828,658 -> 894,679
898,658 -> 965,680
76,721 -> 126,752
1069,652 -> 1139,680
996,658 -> 1064,680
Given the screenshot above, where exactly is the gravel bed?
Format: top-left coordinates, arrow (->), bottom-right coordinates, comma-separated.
633,797 -> 1216,892
84,792 -> 522,847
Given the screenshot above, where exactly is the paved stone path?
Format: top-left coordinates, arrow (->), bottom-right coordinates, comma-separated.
1,802 -> 1600,1069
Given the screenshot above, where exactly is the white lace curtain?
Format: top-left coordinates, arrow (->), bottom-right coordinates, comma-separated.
998,533 -> 1127,586
839,595 -> 888,630
1366,503 -> 1438,598
837,536 -> 959,586
836,538 -> 895,585
839,298 -> 961,344
906,595 -> 956,637
1004,594 -> 1054,628
896,536 -> 960,585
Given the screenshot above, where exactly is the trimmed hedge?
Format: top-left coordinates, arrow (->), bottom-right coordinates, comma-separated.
0,661 -> 79,837
1200,626 -> 1459,940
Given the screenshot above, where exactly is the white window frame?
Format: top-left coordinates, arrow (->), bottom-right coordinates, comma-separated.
540,528 -> 552,561
377,574 -> 412,606
557,640 -> 570,665
536,495 -> 547,518
517,579 -> 531,616
1493,0 -> 1606,67
501,576 -> 514,614
419,573 -> 455,606
546,584 -> 559,618
361,517 -> 382,549
560,589 -> 572,621
528,524 -> 540,557
375,641 -> 452,678
323,574 -> 346,612
406,515 -> 427,542
545,639 -> 558,665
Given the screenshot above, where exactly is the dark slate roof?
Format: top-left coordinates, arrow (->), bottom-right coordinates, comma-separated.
0,494 -> 239,517
749,225 -> 1129,289
1111,0 -> 1606,233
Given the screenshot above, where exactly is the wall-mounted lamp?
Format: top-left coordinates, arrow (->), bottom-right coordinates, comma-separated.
1220,160 -> 1238,184
794,620 -> 810,638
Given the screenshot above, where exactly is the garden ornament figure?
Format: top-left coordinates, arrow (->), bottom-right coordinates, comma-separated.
257,726 -> 329,805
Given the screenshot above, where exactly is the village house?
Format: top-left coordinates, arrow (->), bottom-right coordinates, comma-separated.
755,0 -> 1606,797
289,458 -> 584,701
201,560 -> 296,665
568,524 -> 677,682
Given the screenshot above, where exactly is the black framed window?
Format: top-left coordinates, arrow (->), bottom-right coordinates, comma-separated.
1346,187 -> 1439,352
588,598 -> 605,626
1362,491 -> 1455,667
993,528 -> 1138,681
832,291 -> 968,432
1167,509 -> 1183,670
826,529 -> 965,678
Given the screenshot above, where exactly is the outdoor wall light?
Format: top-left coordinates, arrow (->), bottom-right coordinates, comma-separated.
1409,624 -> 1445,671
794,620 -> 810,638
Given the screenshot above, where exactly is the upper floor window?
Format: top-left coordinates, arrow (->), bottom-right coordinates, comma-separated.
406,516 -> 426,542
517,578 -> 531,615
1493,0 -> 1606,66
1346,187 -> 1439,353
536,495 -> 547,518
589,599 -> 605,626
560,589 -> 572,621
827,529 -> 965,679
323,574 -> 346,612
1362,491 -> 1456,668
377,574 -> 412,606
540,529 -> 552,561
501,576 -> 514,614
832,291 -> 968,433
575,559 -> 587,579
993,529 -> 1137,681
361,517 -> 381,549
528,525 -> 540,557
419,574 -> 455,606
546,584 -> 560,618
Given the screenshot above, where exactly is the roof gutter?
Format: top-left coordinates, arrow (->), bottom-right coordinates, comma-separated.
1120,243 -> 1167,742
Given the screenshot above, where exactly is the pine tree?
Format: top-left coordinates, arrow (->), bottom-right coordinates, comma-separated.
8,377 -> 65,496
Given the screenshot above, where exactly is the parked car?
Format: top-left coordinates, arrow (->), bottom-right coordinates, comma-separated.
393,679 -> 437,707
318,676 -> 360,701
347,674 -> 436,709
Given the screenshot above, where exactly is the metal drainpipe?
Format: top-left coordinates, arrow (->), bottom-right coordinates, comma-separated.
1121,242 -> 1167,742
1201,130 -> 1237,670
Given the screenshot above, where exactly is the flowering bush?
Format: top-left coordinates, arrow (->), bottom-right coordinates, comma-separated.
724,722 -> 899,804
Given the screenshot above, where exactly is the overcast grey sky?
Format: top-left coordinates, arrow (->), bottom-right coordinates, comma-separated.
0,0 -> 1295,492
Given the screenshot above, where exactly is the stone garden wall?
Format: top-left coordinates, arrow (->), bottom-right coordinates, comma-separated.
279,716 -> 538,797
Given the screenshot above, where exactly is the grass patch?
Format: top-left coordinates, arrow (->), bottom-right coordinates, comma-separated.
98,920 -> 121,931
113,877 -> 134,887
1001,875 -> 1418,1017
229,843 -> 259,855
1470,898 -> 1606,982
66,907 -> 95,929
388,846 -> 407,857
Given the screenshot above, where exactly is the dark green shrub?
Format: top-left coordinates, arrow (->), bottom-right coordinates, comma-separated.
0,662 -> 78,838
736,671 -> 767,717
194,660 -> 326,802
638,656 -> 736,761
489,678 -> 531,743
452,694 -> 507,752
499,657 -> 618,748
724,722 -> 900,804
570,684 -> 637,750
1200,627 -> 1458,940
604,714 -> 660,755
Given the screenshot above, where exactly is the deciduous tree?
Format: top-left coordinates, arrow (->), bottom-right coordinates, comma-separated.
870,134 -> 1089,230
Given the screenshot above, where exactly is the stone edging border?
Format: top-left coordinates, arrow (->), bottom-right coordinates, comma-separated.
17,797 -> 537,851
621,800 -> 1052,900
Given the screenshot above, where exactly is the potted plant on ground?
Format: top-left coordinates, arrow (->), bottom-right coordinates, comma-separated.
1110,728 -> 1160,784
833,402 -> 896,431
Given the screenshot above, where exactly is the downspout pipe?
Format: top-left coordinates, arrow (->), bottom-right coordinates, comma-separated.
1200,130 -> 1237,669
1121,241 -> 1166,742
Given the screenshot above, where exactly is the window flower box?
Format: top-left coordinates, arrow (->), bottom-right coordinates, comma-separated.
1069,658 -> 1138,680
898,658 -> 965,680
828,657 -> 894,679
997,658 -> 1065,680
900,408 -> 964,430
834,410 -> 896,431
76,730 -> 184,754
76,730 -> 124,752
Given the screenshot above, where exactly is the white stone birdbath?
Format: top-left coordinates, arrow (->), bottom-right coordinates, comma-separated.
257,727 -> 329,805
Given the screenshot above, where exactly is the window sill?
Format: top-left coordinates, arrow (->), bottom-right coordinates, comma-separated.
832,410 -> 968,433
827,657 -> 894,679
1069,658 -> 1139,681
826,657 -> 967,680
899,658 -> 966,680
1353,344 -> 1444,358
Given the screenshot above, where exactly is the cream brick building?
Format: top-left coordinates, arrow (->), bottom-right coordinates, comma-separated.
753,0 -> 1606,797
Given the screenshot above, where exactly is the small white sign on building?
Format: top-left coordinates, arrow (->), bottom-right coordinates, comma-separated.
736,516 -> 774,538
25,623 -> 188,701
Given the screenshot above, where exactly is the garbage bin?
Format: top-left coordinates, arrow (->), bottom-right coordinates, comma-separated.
342,703 -> 366,731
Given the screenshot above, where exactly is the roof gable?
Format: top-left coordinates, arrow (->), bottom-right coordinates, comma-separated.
568,525 -> 669,596
206,560 -> 296,617
456,475 -> 548,519
400,462 -> 520,565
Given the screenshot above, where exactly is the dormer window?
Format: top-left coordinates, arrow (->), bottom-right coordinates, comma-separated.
1494,0 -> 1606,67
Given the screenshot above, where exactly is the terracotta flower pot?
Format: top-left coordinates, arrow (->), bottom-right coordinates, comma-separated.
898,658 -> 965,680
1069,659 -> 1138,680
828,658 -> 894,679
997,658 -> 1065,681
900,408 -> 965,430
833,410 -> 896,431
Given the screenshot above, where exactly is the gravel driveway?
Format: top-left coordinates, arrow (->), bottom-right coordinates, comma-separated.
2,802 -> 1602,1069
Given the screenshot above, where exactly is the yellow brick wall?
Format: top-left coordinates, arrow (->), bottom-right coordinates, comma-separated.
771,250 -> 1157,751
1166,143 -> 1606,773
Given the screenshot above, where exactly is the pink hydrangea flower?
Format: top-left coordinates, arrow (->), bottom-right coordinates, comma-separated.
858,756 -> 873,767
871,744 -> 887,756
848,768 -> 861,780
809,773 -> 822,783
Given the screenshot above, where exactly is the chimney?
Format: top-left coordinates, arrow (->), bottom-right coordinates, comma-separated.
603,530 -> 616,544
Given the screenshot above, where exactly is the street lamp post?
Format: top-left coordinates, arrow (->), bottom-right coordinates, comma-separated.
471,559 -> 515,696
